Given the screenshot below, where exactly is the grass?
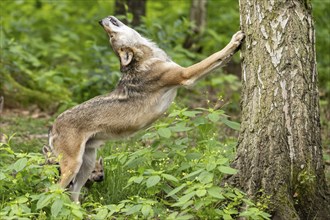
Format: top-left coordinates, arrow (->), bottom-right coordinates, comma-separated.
0,111 -> 51,153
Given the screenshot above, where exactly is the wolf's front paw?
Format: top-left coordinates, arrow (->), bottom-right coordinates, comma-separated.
231,31 -> 245,46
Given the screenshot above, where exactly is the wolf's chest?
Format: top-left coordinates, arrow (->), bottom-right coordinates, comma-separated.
154,88 -> 177,114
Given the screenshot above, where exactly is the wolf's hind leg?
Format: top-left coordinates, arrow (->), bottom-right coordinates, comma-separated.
59,153 -> 83,190
70,147 -> 96,202
57,137 -> 86,191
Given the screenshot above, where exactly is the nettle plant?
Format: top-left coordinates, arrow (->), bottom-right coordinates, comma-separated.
0,135 -> 87,219
0,107 -> 270,219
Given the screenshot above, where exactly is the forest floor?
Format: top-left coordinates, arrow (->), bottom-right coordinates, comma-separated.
0,108 -> 51,153
1,108 -> 329,184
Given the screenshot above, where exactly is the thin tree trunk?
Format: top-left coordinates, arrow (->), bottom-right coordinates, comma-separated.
114,0 -> 146,27
235,0 -> 329,219
183,0 -> 207,51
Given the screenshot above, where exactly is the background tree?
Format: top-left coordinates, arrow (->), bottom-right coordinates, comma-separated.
183,0 -> 207,52
235,0 -> 329,219
114,0 -> 146,27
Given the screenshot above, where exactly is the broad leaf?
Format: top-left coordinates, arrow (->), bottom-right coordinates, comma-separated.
157,127 -> 171,138
167,184 -> 187,197
36,194 -> 52,210
207,187 -> 225,199
146,175 -> 161,188
218,166 -> 238,175
221,118 -> 240,131
12,158 -> 28,172
161,173 -> 179,182
51,199 -> 63,217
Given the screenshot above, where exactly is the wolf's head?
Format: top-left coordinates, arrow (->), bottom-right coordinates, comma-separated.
99,16 -> 169,73
89,157 -> 104,182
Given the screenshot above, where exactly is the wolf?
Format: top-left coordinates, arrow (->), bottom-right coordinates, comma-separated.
86,156 -> 104,185
48,15 -> 244,202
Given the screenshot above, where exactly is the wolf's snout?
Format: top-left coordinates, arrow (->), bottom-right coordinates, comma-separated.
98,20 -> 103,26
94,175 -> 104,182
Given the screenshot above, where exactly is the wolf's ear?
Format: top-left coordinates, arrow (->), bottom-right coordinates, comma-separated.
98,157 -> 103,166
118,48 -> 133,67
42,145 -> 51,155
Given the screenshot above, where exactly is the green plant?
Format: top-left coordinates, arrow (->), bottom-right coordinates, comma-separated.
0,135 -> 86,219
0,107 -> 271,219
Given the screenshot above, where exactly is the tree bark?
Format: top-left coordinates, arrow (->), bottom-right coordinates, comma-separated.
236,0 -> 329,219
183,0 -> 207,51
114,0 -> 146,27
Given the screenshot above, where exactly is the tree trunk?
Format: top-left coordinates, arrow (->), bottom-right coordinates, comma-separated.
114,0 -> 146,27
236,0 -> 329,219
183,0 -> 207,51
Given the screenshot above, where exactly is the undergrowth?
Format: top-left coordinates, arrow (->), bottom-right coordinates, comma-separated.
0,107 -> 270,220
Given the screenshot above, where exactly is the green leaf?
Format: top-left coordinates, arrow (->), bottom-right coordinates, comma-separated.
125,204 -> 142,215
0,172 -> 5,180
157,127 -> 171,138
196,189 -> 207,197
221,118 -> 240,131
51,199 -> 63,217
141,204 -> 152,217
182,110 -> 201,117
171,122 -> 192,132
36,194 -> 52,210
161,173 -> 179,182
223,213 -> 234,220
16,196 -> 28,204
172,192 -> 195,207
197,171 -> 214,184
146,175 -> 161,188
206,162 -> 217,171
207,187 -> 225,199
12,158 -> 28,172
95,208 -> 108,219
167,184 -> 187,197
208,112 -> 220,122
217,158 -> 229,165
134,176 -> 144,184
72,209 -> 84,219
218,166 -> 238,175
185,152 -> 202,160
183,168 -> 204,179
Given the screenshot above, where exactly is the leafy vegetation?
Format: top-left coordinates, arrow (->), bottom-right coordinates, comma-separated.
0,0 -> 329,219
0,107 -> 271,219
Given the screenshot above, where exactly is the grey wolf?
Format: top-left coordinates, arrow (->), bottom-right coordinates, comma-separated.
48,16 -> 244,202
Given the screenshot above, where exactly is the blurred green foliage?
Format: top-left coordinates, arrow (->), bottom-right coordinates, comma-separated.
1,0 -> 117,110
0,0 -> 328,112
0,0 -> 243,112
